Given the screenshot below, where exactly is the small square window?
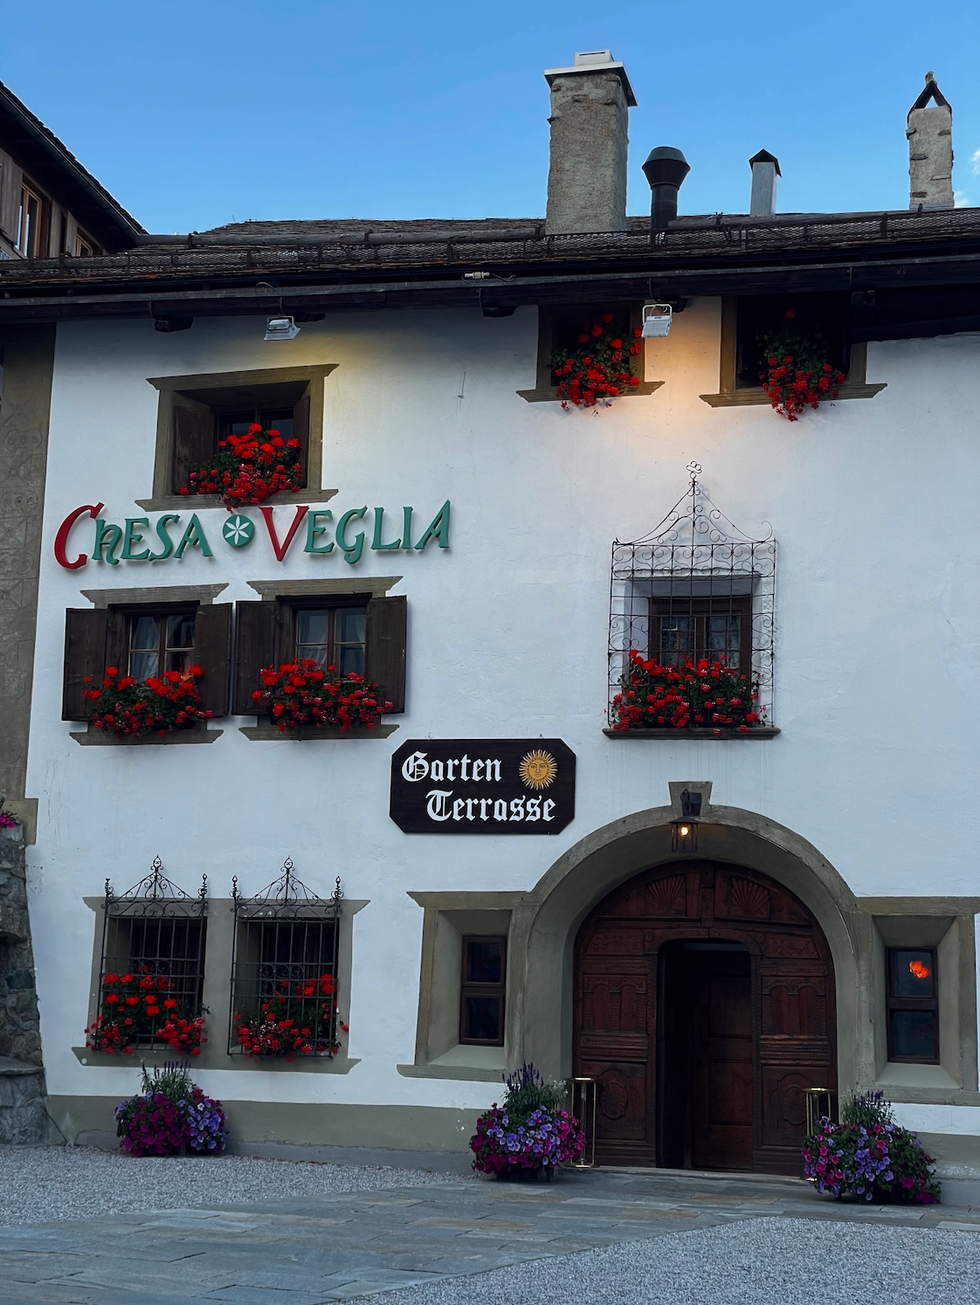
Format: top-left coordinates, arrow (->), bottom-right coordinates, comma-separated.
459,935 -> 506,1046
886,947 -> 939,1063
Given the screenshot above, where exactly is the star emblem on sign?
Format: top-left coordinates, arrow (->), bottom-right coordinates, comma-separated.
222,514 -> 255,547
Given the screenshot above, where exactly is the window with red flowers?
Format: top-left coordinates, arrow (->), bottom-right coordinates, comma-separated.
230,862 -> 344,1059
518,302 -> 655,403
63,601 -> 232,723
232,592 -> 406,717
86,859 -> 208,1055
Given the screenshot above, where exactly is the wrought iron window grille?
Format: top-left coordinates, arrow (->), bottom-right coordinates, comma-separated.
229,859 -> 344,1058
608,462 -> 776,725
97,856 -> 208,1047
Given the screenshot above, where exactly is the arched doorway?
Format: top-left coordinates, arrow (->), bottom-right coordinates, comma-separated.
573,860 -> 836,1174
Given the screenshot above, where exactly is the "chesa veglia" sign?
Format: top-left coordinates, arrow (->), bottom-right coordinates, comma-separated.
389,739 -> 576,834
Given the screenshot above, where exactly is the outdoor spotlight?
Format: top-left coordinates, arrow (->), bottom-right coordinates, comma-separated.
641,303 -> 673,338
264,315 -> 300,341
671,819 -> 698,854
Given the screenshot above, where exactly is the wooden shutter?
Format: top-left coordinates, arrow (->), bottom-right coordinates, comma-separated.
63,609 -> 108,720
172,402 -> 214,494
0,156 -> 23,244
193,604 -> 232,717
291,389 -> 311,488
365,595 -> 407,713
232,601 -> 278,715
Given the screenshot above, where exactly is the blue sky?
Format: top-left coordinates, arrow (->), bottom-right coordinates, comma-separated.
3,1 -> 979,232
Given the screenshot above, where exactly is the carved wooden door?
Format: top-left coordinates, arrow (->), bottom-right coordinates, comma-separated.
573,861 -> 837,1174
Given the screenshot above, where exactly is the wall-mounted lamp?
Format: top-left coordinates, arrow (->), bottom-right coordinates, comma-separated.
671,820 -> 698,853
671,788 -> 702,852
264,315 -> 300,341
641,303 -> 673,338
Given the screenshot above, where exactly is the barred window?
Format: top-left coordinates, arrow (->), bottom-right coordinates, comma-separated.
230,860 -> 343,1059
88,858 -> 207,1055
608,463 -> 775,727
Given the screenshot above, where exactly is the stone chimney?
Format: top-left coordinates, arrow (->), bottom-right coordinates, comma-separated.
748,150 -> 780,217
543,51 -> 636,234
907,72 -> 953,209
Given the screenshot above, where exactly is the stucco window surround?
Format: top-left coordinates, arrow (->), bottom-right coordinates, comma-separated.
236,577 -> 404,741
398,899 -> 517,1082
517,302 -> 664,403
402,782 -> 980,1109
863,902 -> 979,1098
75,893 -> 368,1074
66,583 -> 230,746
139,365 -> 339,512
700,300 -> 886,408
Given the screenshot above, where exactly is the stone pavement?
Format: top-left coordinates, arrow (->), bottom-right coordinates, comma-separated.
2,1166 -> 980,1304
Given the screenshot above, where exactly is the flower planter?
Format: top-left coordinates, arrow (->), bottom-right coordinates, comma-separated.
179,424 -> 304,508
83,667 -> 213,739
610,653 -> 765,734
251,660 -> 392,734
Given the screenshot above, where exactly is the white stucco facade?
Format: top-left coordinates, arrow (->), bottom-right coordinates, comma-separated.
21,296 -> 980,1145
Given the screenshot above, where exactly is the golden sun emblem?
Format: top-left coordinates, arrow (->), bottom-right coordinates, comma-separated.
519,750 -> 558,790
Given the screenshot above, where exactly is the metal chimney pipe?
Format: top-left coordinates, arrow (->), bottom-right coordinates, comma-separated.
642,147 -> 690,232
748,149 -> 780,217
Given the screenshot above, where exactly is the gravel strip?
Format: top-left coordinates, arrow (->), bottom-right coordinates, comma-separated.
379,1216 -> 980,1305
0,1145 -> 446,1226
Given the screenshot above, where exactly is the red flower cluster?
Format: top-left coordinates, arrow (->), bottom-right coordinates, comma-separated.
180,424 -> 303,508
252,659 -> 392,733
550,312 -> 643,408
84,970 -> 208,1054
235,972 -> 346,1059
83,666 -> 212,738
610,652 -> 764,734
758,313 -> 846,421
159,1014 -> 207,1055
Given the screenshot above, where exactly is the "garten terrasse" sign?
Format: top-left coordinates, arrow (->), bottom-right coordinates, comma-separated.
389,739 -> 576,835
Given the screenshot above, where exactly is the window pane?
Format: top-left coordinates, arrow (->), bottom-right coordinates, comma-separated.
890,1009 -> 938,1060
261,411 -> 294,440
660,615 -> 694,666
166,613 -> 196,650
707,614 -> 740,666
891,949 -> 936,998
297,610 -> 330,646
338,645 -> 364,676
337,609 -> 366,646
466,940 -> 503,985
463,995 -> 502,1043
129,615 -> 160,680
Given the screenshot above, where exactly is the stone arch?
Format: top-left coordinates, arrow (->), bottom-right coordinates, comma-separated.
510,789 -> 875,1098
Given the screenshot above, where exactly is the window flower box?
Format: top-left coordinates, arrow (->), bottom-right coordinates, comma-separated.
83,667 -> 213,738
178,424 -> 303,508
251,659 -> 393,734
610,652 -> 766,735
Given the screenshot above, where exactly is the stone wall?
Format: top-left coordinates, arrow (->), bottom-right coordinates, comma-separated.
0,822 -> 48,1142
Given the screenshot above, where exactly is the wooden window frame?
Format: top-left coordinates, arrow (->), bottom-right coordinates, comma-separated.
517,302 -> 664,404
63,599 -> 232,724
16,179 -> 48,257
141,365 -> 338,511
458,934 -> 507,1047
701,296 -> 886,407
121,602 -> 197,679
281,594 -> 369,675
885,946 -> 940,1065
650,594 -> 752,677
232,586 -> 407,722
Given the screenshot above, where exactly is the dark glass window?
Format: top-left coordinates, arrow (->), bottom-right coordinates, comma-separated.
293,605 -> 366,676
128,610 -> 196,680
651,595 -> 750,675
460,936 -> 506,1046
735,292 -> 849,390
219,408 -> 294,441
886,947 -> 939,1063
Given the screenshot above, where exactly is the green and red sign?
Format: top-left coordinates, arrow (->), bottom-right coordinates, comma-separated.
53,501 -> 450,570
